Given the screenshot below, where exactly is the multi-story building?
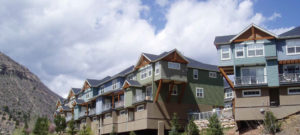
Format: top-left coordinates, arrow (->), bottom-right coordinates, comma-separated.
55,49 -> 224,135
214,24 -> 300,124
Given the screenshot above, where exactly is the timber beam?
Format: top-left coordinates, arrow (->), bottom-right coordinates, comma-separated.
154,79 -> 163,102
219,67 -> 234,90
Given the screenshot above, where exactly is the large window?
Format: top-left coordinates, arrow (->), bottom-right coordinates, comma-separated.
221,46 -> 231,60
242,89 -> 261,97
235,45 -> 245,58
112,79 -> 117,90
170,85 -> 178,96
140,65 -> 152,80
288,87 -> 300,95
196,87 -> 204,98
286,45 -> 300,55
193,69 -> 198,80
240,67 -> 266,85
247,44 -> 264,57
155,62 -> 160,75
168,62 -> 180,70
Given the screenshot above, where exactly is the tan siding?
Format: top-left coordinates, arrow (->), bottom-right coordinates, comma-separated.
235,88 -> 269,107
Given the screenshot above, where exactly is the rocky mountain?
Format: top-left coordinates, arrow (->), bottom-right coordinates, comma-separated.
0,52 -> 61,121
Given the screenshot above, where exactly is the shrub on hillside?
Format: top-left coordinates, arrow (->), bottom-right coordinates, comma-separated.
207,113 -> 223,135
263,111 -> 281,134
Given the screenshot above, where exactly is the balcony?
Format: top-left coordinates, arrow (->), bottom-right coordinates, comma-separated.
102,103 -> 112,112
279,73 -> 300,84
88,108 -> 96,116
235,75 -> 267,87
114,101 -> 124,109
66,116 -> 72,122
133,93 -> 152,104
79,111 -> 86,118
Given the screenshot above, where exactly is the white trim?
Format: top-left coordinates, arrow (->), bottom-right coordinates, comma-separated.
286,45 -> 300,55
235,44 -> 245,58
193,69 -> 198,80
221,45 -> 231,60
137,105 -> 145,112
247,44 -> 264,57
196,87 -> 204,98
288,87 -> 300,95
242,89 -> 261,97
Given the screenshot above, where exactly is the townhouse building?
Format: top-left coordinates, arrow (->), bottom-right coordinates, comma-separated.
214,24 -> 300,125
55,49 -> 224,135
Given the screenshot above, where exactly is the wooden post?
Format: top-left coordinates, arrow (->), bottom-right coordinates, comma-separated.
155,80 -> 163,102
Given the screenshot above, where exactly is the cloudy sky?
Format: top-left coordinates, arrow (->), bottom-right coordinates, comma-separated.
0,0 -> 299,98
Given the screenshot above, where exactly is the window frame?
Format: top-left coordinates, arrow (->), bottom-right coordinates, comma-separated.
137,105 -> 145,112
112,79 -> 118,90
221,45 -> 231,60
247,44 -> 264,57
288,87 -> 300,95
196,87 -> 204,98
286,45 -> 300,55
235,44 -> 245,58
100,85 -> 104,94
193,69 -> 198,80
155,62 -> 160,75
209,72 -> 217,78
168,62 -> 181,70
242,89 -> 261,97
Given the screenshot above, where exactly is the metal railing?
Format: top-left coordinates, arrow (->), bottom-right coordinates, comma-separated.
115,101 -> 124,108
235,75 -> 267,86
88,108 -> 96,115
188,110 -> 222,120
279,73 -> 300,83
102,103 -> 112,111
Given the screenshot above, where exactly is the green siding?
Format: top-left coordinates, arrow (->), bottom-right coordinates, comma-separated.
158,61 -> 187,82
124,88 -> 133,107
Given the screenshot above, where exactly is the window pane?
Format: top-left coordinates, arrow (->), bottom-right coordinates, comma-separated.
288,47 -> 295,53
222,53 -> 229,58
256,49 -> 263,56
248,50 -> 255,56
296,47 -> 300,53
236,51 -> 243,57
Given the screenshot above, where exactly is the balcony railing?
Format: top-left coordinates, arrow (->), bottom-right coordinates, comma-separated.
88,108 -> 96,115
133,93 -> 152,103
102,103 -> 112,111
115,101 -> 124,108
279,73 -> 300,83
235,75 -> 267,86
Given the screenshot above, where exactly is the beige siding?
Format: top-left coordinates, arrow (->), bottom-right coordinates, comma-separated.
235,88 -> 270,107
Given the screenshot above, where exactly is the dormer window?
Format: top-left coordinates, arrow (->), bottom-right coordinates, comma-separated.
168,62 -> 180,70
221,45 -> 231,60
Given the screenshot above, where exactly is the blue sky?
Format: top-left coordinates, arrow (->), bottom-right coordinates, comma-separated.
0,0 -> 298,97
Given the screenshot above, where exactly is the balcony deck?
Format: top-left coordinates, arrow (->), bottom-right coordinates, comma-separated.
235,75 -> 267,87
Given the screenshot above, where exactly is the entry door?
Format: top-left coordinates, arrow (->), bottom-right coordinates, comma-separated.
269,89 -> 280,106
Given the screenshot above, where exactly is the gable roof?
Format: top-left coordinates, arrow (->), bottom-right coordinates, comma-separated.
71,88 -> 81,95
123,80 -> 142,88
74,99 -> 85,105
96,66 -> 134,87
86,79 -> 102,87
186,57 -> 218,71
214,24 -> 278,45
279,26 -> 300,39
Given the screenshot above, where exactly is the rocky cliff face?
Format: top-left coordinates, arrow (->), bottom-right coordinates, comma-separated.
0,52 -> 61,121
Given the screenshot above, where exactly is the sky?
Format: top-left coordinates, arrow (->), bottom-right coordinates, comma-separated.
0,0 -> 299,98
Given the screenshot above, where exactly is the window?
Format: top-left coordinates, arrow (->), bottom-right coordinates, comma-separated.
137,105 -> 145,112
221,46 -> 231,60
105,113 -> 111,118
112,79 -> 117,90
235,45 -> 244,58
193,69 -> 198,80
242,89 -> 261,97
140,65 -> 152,80
155,62 -> 160,75
288,87 -> 300,95
241,67 -> 266,84
168,62 -> 180,70
127,74 -> 136,80
119,110 -> 127,116
286,45 -> 300,55
283,64 -> 300,74
170,85 -> 178,95
225,89 -> 233,99
196,87 -> 204,98
100,86 -> 104,94
247,44 -> 264,57
209,72 -> 217,78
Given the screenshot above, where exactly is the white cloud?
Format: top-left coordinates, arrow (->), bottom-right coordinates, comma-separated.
268,12 -> 281,21
0,0 -> 290,97
155,0 -> 169,7
269,27 -> 294,35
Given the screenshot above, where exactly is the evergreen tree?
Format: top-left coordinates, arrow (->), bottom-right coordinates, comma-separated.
169,113 -> 180,135
185,118 -> 199,135
33,117 -> 49,135
54,115 -> 67,134
67,118 -> 77,135
207,113 -> 223,135
78,125 -> 92,135
263,111 -> 281,134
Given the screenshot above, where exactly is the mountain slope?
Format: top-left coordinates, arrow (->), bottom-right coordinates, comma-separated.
0,52 -> 61,120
